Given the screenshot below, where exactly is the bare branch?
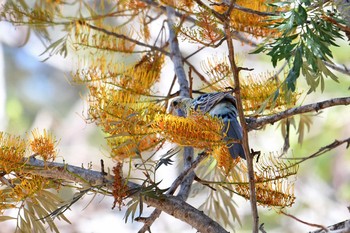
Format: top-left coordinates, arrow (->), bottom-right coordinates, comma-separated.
139,0 -> 196,24
259,223 -> 267,233
248,97 -> 350,131
223,12 -> 260,233
138,152 -> 209,233
23,156 -> 227,233
280,211 -> 328,232
166,7 -> 190,97
184,60 -> 212,87
232,3 -> 279,16
193,0 -> 224,20
177,147 -> 196,199
311,219 -> 350,233
286,137 -> 350,168
82,21 -> 170,56
324,61 -> 350,76
166,0 -> 195,207
23,156 -> 109,185
143,192 -> 229,233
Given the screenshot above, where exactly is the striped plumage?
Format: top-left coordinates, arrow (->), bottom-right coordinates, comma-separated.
170,92 -> 245,159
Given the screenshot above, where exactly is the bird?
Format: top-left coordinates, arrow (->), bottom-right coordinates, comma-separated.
169,91 -> 246,159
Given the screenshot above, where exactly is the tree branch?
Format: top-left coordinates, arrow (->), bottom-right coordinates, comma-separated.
184,60 -> 212,87
311,219 -> 350,233
143,192 -> 229,233
82,21 -> 170,56
285,137 -> 350,169
23,156 -> 110,186
166,6 -> 195,200
139,0 -> 197,24
223,10 -> 259,233
247,97 -> 350,131
324,61 -> 350,76
280,211 -> 328,232
23,156 -> 227,233
138,151 -> 209,233
232,3 -> 279,16
166,7 -> 190,98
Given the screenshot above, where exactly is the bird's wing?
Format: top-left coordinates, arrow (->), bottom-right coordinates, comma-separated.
171,92 -> 245,159
192,92 -> 236,113
211,102 -> 245,159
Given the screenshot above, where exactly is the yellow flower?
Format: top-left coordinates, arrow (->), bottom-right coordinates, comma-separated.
109,134 -> 161,161
231,154 -> 297,208
0,132 -> 26,173
30,129 -> 58,161
213,0 -> 284,37
212,145 -> 241,171
153,113 -> 225,149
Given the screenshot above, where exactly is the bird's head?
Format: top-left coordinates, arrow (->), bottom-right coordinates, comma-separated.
168,96 -> 193,117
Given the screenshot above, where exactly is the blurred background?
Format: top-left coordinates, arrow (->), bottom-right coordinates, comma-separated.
0,7 -> 350,233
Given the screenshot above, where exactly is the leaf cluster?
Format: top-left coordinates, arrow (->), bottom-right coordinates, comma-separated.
0,184 -> 70,233
253,0 -> 344,92
124,180 -> 168,223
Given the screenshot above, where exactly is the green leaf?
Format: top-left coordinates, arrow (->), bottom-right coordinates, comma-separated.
39,36 -> 68,61
268,1 -> 292,7
320,75 -> 325,92
124,198 -> 140,223
303,0 -> 311,5
302,63 -> 316,93
250,45 -> 266,54
317,59 -> 339,83
294,5 -> 307,25
297,114 -> 313,144
286,70 -> 296,91
261,0 -> 345,93
293,46 -> 303,70
282,11 -> 296,34
285,46 -> 303,91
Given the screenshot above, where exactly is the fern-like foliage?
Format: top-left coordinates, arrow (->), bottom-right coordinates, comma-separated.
253,0 -> 344,92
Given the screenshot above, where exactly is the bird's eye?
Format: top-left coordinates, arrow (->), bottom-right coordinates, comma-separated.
172,101 -> 178,107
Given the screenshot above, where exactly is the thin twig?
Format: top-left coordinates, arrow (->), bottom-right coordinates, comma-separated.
184,60 -> 212,86
223,11 -> 260,233
281,210 -> 329,232
247,97 -> 350,131
311,219 -> 350,233
82,21 -> 170,56
0,176 -> 14,188
193,0 -> 223,20
324,61 -> 350,76
232,3 -> 279,16
270,61 -> 288,82
139,0 -> 197,24
285,137 -> 350,169
259,223 -> 267,233
164,74 -> 178,108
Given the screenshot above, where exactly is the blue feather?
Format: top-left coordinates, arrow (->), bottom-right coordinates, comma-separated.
192,92 -> 246,159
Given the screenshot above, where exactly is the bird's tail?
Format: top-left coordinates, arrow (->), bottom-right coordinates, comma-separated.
225,119 -> 246,159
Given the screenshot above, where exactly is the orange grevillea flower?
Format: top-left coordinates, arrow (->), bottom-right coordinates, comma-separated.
0,132 -> 26,173
30,129 -> 58,161
153,113 -> 225,149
